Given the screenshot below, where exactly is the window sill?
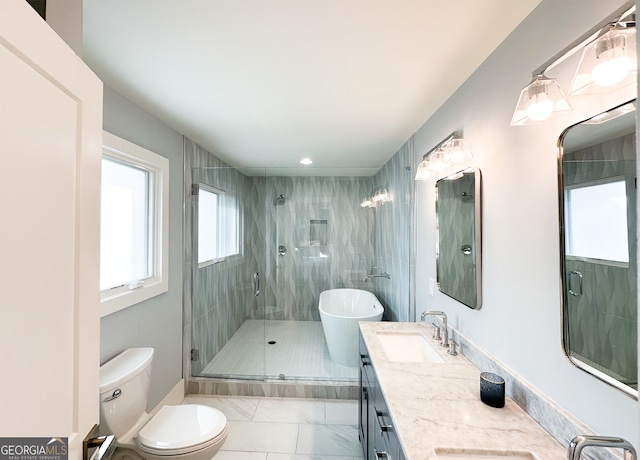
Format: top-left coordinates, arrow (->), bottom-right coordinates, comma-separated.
100,278 -> 168,317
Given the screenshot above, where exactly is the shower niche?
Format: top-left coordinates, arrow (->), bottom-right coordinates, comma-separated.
309,219 -> 328,246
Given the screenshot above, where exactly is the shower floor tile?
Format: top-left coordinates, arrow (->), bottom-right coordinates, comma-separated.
201,320 -> 358,381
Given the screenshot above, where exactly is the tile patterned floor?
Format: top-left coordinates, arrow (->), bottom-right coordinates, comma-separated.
183,395 -> 365,460
200,320 -> 358,381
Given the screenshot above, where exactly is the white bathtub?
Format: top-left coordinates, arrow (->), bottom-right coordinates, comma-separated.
319,289 -> 384,367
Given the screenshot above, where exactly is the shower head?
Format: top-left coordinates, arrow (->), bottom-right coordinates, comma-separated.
275,194 -> 286,205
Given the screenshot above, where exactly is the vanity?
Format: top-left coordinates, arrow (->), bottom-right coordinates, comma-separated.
358,321 -> 567,460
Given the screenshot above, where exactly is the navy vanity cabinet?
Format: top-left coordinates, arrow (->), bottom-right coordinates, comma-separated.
359,333 -> 376,459
359,331 -> 407,460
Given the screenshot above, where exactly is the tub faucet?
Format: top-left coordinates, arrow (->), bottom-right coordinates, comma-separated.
364,272 -> 390,281
420,310 -> 448,347
568,435 -> 637,460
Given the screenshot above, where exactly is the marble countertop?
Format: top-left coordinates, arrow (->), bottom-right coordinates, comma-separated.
359,321 -> 567,460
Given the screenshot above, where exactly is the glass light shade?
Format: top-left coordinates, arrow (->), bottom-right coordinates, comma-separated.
372,188 -> 388,202
570,25 -> 636,95
430,149 -> 447,172
445,138 -> 472,164
510,74 -> 572,126
415,158 -> 432,180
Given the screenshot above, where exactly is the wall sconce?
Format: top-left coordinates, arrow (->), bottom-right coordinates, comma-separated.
511,3 -> 635,126
360,187 -> 390,207
415,131 -> 472,181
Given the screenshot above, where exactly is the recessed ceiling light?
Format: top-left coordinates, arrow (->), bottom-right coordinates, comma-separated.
300,158 -> 313,165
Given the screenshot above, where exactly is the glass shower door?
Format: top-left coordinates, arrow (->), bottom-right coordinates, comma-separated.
190,166 -> 267,380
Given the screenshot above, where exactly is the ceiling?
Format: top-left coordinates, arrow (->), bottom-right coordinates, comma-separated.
83,0 -> 541,173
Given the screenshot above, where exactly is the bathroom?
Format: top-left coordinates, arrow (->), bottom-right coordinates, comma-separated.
1,0 -> 638,458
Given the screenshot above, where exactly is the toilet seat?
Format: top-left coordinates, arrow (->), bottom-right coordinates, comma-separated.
137,404 -> 227,456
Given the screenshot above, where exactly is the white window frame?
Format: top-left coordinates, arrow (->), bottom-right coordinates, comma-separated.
100,131 -> 169,317
197,183 -> 242,268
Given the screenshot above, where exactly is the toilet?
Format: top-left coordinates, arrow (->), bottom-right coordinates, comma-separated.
99,348 -> 228,460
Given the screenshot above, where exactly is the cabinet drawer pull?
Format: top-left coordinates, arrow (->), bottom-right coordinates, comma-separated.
375,448 -> 392,459
376,410 -> 392,432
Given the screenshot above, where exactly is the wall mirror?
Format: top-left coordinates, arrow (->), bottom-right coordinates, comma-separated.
436,167 -> 482,309
559,100 -> 637,399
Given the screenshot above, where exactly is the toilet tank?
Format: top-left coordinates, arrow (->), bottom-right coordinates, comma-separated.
99,348 -> 154,438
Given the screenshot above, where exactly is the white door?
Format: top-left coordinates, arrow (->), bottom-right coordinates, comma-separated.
0,2 -> 102,459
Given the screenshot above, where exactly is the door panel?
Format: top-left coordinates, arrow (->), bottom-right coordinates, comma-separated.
0,1 -> 102,458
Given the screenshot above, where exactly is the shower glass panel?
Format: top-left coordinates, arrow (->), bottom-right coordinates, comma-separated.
190,167 -> 267,380
190,166 -> 383,382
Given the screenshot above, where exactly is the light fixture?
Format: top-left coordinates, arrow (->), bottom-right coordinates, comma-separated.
415,131 -> 472,181
300,158 -> 313,165
372,187 -> 389,203
361,187 -> 390,207
360,196 -> 373,208
570,21 -> 636,94
511,74 -> 572,125
510,3 -> 635,126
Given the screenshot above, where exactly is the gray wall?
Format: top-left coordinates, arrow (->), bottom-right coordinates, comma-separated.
414,0 -> 637,447
100,86 -> 184,409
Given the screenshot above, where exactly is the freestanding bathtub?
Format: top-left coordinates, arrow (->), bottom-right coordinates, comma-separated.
319,289 -> 384,367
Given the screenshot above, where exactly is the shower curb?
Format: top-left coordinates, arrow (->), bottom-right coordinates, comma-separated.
188,377 -> 359,400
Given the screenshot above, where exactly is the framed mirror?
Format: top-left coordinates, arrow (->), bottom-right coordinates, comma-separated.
436,167 -> 482,309
559,100 -> 637,398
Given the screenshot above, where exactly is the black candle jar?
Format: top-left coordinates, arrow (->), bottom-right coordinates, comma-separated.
480,372 -> 505,408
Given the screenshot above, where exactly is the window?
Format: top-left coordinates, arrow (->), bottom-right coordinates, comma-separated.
565,177 -> 629,264
100,132 -> 169,317
197,184 -> 241,266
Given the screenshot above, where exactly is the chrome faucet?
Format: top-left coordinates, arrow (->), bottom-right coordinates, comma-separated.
420,310 -> 448,347
364,272 -> 390,281
568,435 -> 637,460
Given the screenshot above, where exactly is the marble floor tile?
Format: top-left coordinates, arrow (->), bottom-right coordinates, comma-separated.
183,395 -> 259,421
253,398 -> 325,424
324,401 -> 358,426
222,420 -> 299,453
214,452 -> 267,460
296,425 -> 361,457
266,455 -> 355,460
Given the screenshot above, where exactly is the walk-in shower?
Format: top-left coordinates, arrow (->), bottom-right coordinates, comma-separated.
184,137 -> 415,388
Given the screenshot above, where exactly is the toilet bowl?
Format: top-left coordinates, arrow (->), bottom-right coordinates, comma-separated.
99,348 -> 228,460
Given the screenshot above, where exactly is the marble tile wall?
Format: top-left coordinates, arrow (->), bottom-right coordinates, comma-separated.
370,137 -> 415,322
562,133 -> 637,387
258,176 -> 376,321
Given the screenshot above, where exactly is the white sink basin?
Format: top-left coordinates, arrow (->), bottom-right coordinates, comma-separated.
375,331 -> 446,363
434,448 -> 538,460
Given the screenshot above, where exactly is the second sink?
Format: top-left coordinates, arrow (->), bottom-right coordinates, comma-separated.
375,331 -> 445,363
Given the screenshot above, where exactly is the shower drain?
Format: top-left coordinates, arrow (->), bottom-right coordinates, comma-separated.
267,340 -> 276,345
